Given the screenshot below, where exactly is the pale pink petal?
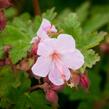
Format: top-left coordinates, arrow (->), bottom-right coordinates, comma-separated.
38,31 -> 49,41
37,18 -> 51,36
41,18 -> 51,30
57,34 -> 75,53
62,49 -> 84,70
50,25 -> 57,33
48,62 -> 71,85
32,57 -> 51,77
37,38 -> 57,56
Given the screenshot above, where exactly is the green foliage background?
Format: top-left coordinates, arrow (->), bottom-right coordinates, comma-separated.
0,0 -> 109,109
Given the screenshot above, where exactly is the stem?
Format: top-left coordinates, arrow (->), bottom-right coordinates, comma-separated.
29,84 -> 43,92
29,82 -> 49,92
33,0 -> 40,16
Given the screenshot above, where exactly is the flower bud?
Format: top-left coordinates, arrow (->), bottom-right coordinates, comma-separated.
0,11 -> 7,31
100,43 -> 109,54
45,90 -> 58,104
80,73 -> 89,90
0,0 -> 11,9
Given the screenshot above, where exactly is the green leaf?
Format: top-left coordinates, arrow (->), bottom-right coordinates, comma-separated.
0,66 -> 31,108
83,14 -> 109,33
13,72 -> 31,93
0,47 -> 4,58
76,2 -> 90,23
91,5 -> 109,15
5,7 -> 17,19
0,66 -> 30,95
56,9 -> 72,22
33,16 -> 41,33
42,8 -> 57,21
59,13 -> 82,40
9,42 -> 30,64
0,66 -> 14,97
0,97 -> 12,109
78,32 -> 106,50
0,13 -> 41,63
12,14 -> 34,37
77,32 -> 105,69
78,100 -> 93,109
28,91 -> 51,109
83,49 -> 100,68
0,25 -> 31,64
13,93 -> 30,109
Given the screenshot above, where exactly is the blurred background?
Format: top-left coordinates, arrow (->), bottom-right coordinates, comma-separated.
0,0 -> 109,109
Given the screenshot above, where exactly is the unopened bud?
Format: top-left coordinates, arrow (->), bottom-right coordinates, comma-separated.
100,43 -> 109,54
80,73 -> 89,90
45,90 -> 58,104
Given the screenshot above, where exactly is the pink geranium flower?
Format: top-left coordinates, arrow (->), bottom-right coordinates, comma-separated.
31,18 -> 57,43
32,34 -> 84,85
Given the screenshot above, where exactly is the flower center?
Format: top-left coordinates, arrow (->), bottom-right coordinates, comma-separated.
51,51 -> 61,61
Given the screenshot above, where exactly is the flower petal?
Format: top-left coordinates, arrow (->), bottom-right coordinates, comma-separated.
32,57 -> 51,77
37,38 -> 57,56
48,62 -> 71,85
62,49 -> 84,70
37,18 -> 57,40
57,34 -> 75,52
50,25 -> 57,33
39,31 -> 49,41
37,18 -> 51,35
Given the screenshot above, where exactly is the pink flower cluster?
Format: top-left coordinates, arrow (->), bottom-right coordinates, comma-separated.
31,18 -> 84,86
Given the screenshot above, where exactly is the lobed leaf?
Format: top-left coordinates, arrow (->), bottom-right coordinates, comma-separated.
83,49 -> 100,68
59,13 -> 82,40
